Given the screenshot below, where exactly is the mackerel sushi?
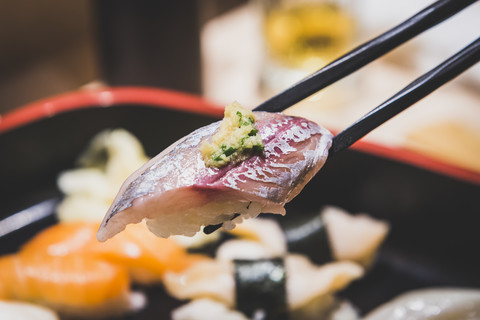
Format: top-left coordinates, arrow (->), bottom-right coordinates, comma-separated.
97,103 -> 332,241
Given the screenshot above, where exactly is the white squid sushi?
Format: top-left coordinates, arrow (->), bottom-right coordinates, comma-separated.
97,105 -> 332,241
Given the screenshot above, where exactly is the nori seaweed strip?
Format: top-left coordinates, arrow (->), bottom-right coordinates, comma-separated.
234,258 -> 288,320
282,212 -> 333,265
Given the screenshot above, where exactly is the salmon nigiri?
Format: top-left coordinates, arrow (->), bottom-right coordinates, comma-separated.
0,254 -> 143,318
98,104 -> 332,241
21,222 -> 207,284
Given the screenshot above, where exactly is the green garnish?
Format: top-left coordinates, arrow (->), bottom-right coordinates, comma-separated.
224,147 -> 237,157
201,102 -> 264,168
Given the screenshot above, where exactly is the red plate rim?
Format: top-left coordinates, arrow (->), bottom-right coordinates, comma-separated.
1,86 -> 479,185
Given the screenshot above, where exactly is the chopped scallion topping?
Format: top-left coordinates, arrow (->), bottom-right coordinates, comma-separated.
201,102 -> 264,168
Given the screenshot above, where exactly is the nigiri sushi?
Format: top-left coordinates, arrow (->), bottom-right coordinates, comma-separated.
0,220 -> 210,317
20,222 -> 207,284
0,254 -> 145,318
97,103 -> 332,241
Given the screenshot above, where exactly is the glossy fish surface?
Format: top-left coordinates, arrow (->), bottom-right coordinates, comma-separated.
97,112 -> 332,241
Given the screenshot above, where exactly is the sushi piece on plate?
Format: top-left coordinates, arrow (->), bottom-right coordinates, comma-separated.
20,222 -> 207,284
0,254 -> 145,318
56,129 -> 150,223
163,254 -> 363,317
97,103 -> 332,240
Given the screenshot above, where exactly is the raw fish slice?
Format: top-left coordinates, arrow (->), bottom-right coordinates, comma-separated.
20,222 -> 96,256
120,223 -> 208,281
0,254 -> 144,318
98,112 -> 332,240
20,222 -> 206,284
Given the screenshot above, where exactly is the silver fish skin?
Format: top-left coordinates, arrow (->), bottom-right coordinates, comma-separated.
97,112 -> 332,241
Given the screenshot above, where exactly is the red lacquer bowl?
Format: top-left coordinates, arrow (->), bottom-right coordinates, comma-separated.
1,87 -> 479,318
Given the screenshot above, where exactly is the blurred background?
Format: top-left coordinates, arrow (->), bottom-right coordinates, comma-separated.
0,0 -> 479,173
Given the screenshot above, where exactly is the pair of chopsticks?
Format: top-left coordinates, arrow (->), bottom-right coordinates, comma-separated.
205,0 -> 479,235
253,0 -> 480,155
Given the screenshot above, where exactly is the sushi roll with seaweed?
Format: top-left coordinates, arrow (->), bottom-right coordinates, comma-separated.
164,207 -> 389,319
163,255 -> 363,319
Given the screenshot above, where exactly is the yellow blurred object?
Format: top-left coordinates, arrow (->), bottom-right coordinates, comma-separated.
260,0 -> 357,99
264,1 -> 355,70
406,122 -> 480,173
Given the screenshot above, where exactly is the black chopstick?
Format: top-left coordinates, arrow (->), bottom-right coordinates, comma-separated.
204,40 -> 479,236
203,0 -> 478,235
253,0 -> 478,113
330,36 -> 480,155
